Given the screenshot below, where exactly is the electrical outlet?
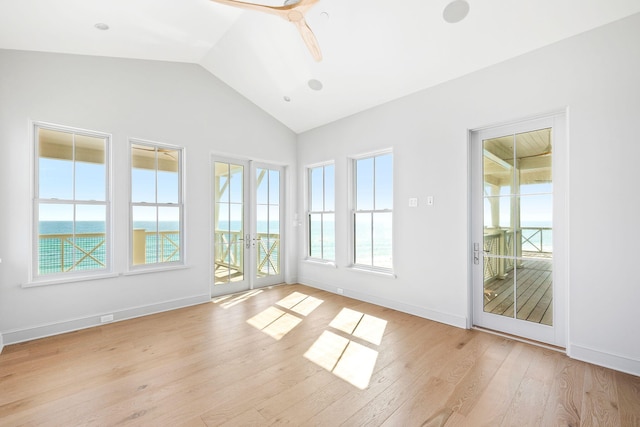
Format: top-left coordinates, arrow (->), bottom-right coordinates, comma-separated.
100,314 -> 114,323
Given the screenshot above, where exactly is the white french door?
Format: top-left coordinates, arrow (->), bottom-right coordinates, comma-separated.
212,157 -> 284,297
470,113 -> 567,347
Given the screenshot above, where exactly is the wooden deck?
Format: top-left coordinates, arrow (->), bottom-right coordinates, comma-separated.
484,255 -> 553,326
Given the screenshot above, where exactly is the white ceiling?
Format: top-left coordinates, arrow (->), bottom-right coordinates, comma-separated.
1,0 -> 639,133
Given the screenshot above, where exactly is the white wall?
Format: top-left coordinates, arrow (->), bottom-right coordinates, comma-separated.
297,13 -> 640,375
0,50 -> 297,344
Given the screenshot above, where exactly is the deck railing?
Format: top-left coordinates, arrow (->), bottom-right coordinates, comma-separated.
39,233 -> 107,274
39,230 -> 180,273
483,226 -> 552,281
214,230 -> 280,276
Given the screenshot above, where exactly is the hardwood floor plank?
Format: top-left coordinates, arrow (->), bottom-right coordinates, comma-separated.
540,356 -> 586,426
615,371 -> 640,427
0,283 -> 637,427
581,364 -> 621,426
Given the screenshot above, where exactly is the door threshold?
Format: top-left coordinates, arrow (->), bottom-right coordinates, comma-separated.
472,326 -> 565,353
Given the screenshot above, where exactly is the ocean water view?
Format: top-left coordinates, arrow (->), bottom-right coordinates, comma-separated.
38,221 -> 181,274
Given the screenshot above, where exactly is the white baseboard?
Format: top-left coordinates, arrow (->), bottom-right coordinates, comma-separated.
299,277 -> 468,329
1,294 -> 211,346
0,332 -> 4,354
569,344 -> 640,377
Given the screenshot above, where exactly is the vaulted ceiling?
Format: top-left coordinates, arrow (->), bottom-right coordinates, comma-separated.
1,0 -> 639,133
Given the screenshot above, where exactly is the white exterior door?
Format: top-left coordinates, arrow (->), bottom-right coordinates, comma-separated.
470,113 -> 567,347
212,158 -> 284,297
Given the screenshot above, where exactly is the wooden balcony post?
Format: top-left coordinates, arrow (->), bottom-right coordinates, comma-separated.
133,229 -> 146,265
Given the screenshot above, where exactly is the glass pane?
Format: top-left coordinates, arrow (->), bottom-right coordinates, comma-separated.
39,158 -> 73,200
75,135 -> 106,201
483,196 -> 512,230
483,135 -> 514,195
269,206 -> 280,235
355,212 -> 372,266
325,164 -> 335,211
520,193 -> 553,254
373,212 -> 392,268
76,161 -> 105,201
323,213 -> 335,261
228,242 -> 243,282
229,204 -> 243,234
269,169 -> 280,205
356,158 -> 374,210
256,205 -> 268,234
131,144 -> 157,203
309,213 -> 322,258
515,128 -> 552,194
374,154 -> 393,210
483,256 -> 515,318
215,162 -> 230,203
158,169 -> 179,204
310,167 -> 324,212
132,167 -> 156,203
38,204 -> 73,275
158,207 -> 180,262
74,205 -> 107,271
256,168 -> 268,205
132,206 -> 157,265
38,129 -> 73,200
229,164 -> 243,204
516,258 -> 553,326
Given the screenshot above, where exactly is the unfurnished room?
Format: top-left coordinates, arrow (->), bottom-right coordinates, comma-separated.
1,0 -> 639,425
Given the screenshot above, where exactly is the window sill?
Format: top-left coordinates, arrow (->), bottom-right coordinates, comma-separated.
123,263 -> 190,276
348,265 -> 397,279
303,258 -> 338,268
23,272 -> 120,288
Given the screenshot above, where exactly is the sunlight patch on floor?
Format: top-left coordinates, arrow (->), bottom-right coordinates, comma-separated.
304,308 -> 387,389
213,289 -> 264,309
246,292 -> 323,340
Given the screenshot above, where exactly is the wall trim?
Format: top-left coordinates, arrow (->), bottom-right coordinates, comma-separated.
0,332 -> 4,354
1,294 -> 211,346
569,343 -> 640,377
299,277 -> 468,329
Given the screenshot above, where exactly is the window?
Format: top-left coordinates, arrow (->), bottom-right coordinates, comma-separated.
353,152 -> 393,270
130,141 -> 183,267
34,124 -> 110,278
307,163 -> 335,261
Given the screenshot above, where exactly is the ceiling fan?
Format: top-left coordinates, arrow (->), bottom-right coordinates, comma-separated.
210,0 -> 322,61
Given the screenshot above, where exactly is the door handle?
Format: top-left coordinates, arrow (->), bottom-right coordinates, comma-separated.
473,243 -> 480,265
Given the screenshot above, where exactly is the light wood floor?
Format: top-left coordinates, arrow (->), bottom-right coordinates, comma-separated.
484,257 -> 553,326
1,284 -> 638,426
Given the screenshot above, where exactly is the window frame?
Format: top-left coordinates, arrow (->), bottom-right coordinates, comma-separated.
306,161 -> 336,263
351,150 -> 394,273
31,122 -> 113,283
129,138 -> 185,271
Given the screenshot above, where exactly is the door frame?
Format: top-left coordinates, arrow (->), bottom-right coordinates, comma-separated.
210,155 -> 286,297
468,111 -> 568,348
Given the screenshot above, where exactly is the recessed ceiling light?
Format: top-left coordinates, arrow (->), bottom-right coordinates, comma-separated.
94,23 -> 110,31
308,79 -> 323,91
443,0 -> 469,24
283,96 -> 291,102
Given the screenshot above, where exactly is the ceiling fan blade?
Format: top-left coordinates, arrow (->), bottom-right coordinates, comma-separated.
209,0 -> 283,18
210,0 -> 323,61
292,18 -> 322,61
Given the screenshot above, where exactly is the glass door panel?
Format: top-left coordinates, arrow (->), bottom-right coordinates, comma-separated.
212,159 -> 285,295
214,161 -> 246,288
482,128 -> 553,325
254,166 -> 283,285
472,114 -> 565,347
